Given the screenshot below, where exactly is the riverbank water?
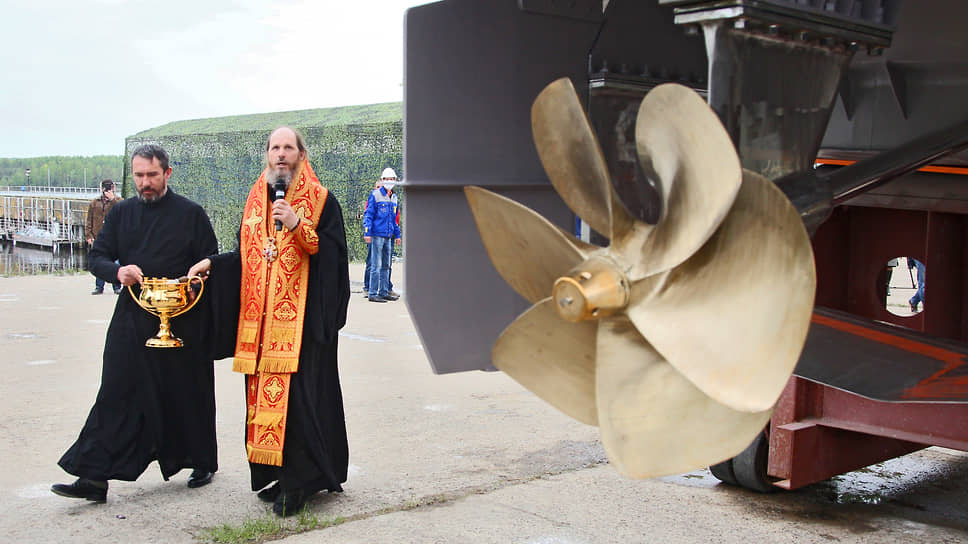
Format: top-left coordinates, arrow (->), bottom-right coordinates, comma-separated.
0,241 -> 88,276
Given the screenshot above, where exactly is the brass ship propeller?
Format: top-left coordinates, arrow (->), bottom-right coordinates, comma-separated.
464,78 -> 816,478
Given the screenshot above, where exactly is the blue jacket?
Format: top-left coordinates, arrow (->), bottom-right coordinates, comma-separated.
362,187 -> 400,239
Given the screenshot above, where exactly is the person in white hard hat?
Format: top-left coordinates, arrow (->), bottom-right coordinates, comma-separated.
380,168 -> 402,300
362,167 -> 402,302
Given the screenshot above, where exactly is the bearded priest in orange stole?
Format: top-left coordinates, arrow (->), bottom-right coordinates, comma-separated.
190,126 -> 350,517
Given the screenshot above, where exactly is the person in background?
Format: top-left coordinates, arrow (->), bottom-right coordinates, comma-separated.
362,167 -> 401,302
85,179 -> 122,294
381,168 -> 402,300
908,257 -> 926,312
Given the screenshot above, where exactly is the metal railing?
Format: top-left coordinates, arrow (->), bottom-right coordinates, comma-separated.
0,191 -> 94,250
0,186 -> 101,198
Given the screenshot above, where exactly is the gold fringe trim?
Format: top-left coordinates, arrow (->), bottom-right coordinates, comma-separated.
259,356 -> 300,374
249,412 -> 284,428
234,356 -> 257,374
248,448 -> 284,467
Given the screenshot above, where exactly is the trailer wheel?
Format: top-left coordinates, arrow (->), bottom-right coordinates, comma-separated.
709,459 -> 738,485
732,431 -> 777,493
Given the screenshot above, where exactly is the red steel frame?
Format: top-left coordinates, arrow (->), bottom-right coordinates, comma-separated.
766,195 -> 968,490
769,377 -> 968,490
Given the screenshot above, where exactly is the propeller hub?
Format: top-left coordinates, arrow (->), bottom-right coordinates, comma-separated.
552,256 -> 630,322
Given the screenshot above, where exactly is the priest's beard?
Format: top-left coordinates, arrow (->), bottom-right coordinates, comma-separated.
268,169 -> 293,190
137,184 -> 167,203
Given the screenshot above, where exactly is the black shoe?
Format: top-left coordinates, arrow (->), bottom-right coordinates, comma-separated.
384,292 -> 400,301
368,295 -> 387,303
51,478 -> 107,502
91,289 -> 103,295
257,482 -> 281,503
187,469 -> 213,488
272,489 -> 307,517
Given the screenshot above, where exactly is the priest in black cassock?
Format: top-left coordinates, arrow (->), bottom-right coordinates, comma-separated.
52,144 -> 220,503
189,126 -> 350,517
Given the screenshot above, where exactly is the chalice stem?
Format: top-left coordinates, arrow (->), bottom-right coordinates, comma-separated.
157,314 -> 172,341
145,312 -> 184,348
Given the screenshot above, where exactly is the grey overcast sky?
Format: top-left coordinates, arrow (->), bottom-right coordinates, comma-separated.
1,0 -> 426,158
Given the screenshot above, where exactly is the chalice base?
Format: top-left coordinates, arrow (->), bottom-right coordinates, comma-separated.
145,314 -> 184,348
145,335 -> 185,348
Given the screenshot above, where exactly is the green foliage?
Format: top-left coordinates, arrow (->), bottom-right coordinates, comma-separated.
0,156 -> 123,188
200,511 -> 347,544
132,102 -> 402,137
125,104 -> 403,262
203,514 -> 284,543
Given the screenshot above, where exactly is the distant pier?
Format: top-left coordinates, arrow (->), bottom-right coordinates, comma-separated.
0,186 -> 99,252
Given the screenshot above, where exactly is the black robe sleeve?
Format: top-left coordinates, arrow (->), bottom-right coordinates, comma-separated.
207,229 -> 242,361
306,192 -> 350,345
192,205 -> 220,262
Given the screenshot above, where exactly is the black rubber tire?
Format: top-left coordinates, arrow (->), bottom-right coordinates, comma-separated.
709,459 -> 738,486
732,431 -> 777,493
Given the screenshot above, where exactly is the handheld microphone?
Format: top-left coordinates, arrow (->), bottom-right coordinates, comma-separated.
273,178 -> 286,231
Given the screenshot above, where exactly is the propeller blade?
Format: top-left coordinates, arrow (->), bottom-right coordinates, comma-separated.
532,77 -> 636,241
465,186 -> 590,304
621,84 -> 742,279
596,317 -> 772,478
627,170 -> 815,413
493,299 -> 598,425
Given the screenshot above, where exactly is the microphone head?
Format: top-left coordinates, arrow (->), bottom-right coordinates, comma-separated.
272,177 -> 286,230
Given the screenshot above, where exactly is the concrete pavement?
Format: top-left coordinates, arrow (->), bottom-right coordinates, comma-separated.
1,264 -> 967,543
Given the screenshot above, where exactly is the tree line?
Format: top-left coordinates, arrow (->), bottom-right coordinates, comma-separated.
0,156 -> 124,188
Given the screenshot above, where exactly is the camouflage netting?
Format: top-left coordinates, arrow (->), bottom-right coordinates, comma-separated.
123,103 -> 402,262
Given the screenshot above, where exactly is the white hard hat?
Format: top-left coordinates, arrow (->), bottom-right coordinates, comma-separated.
381,167 -> 397,180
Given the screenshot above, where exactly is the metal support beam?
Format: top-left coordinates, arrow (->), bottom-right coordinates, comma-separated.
769,376 -> 968,490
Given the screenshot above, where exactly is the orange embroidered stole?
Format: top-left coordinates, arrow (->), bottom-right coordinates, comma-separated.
235,160 -> 327,466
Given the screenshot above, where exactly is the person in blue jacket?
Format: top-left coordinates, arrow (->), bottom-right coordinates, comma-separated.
362,168 -> 401,302
908,257 -> 926,312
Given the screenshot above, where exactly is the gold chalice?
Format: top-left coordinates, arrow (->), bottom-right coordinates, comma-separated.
129,276 -> 204,348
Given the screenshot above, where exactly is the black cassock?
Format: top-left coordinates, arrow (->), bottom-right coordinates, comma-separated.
208,188 -> 350,496
59,190 -> 219,481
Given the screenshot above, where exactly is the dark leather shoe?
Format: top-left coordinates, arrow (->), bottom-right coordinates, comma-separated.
368,296 -> 387,303
257,482 -> 281,503
272,488 -> 307,517
384,293 -> 400,301
91,289 -> 103,295
51,478 -> 107,502
187,469 -> 213,488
